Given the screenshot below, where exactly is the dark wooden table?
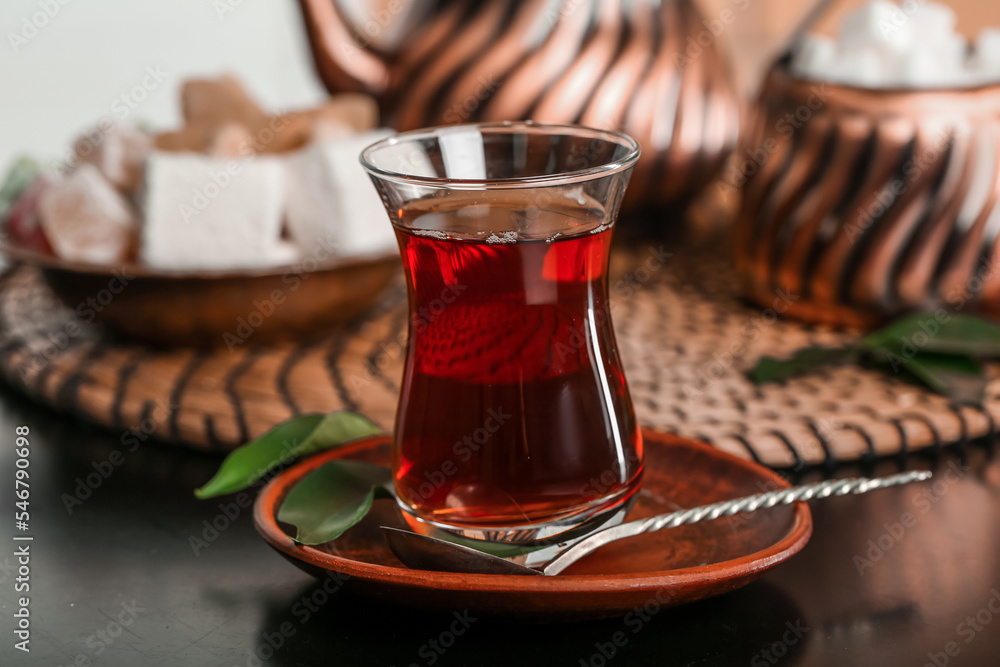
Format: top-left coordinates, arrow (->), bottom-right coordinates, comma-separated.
1,384 -> 998,667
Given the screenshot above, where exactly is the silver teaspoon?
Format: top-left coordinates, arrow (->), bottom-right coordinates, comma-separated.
382,470 -> 932,576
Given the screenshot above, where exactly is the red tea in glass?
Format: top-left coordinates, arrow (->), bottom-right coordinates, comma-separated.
362,123 -> 642,543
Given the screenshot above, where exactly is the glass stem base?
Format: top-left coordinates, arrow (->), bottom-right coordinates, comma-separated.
395,484 -> 639,562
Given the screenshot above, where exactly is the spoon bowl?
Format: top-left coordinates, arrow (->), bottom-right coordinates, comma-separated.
380,527 -> 542,575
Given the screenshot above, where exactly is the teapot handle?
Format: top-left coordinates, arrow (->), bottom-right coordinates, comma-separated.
298,0 -> 392,95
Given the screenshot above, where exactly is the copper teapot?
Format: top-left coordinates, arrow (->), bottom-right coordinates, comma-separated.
298,0 -> 741,210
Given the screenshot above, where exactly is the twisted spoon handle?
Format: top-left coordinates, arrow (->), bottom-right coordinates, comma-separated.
542,470 -> 932,576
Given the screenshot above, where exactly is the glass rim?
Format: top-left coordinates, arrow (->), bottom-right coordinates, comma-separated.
359,121 -> 641,190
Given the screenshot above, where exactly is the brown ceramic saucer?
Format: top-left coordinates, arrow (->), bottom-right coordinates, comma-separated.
253,429 -> 812,621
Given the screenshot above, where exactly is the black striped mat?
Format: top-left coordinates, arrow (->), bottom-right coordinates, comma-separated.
0,243 -> 996,469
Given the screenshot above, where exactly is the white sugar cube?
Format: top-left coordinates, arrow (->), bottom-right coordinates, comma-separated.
977,28 -> 1000,65
909,2 -> 957,45
284,129 -> 397,258
141,152 -> 284,271
38,164 -> 136,264
894,49 -> 952,87
270,239 -> 303,266
839,1 -> 913,54
971,27 -> 1000,81
826,48 -> 887,87
961,29 -> 1000,85
789,1 -> 987,89
790,35 -> 837,80
941,34 -> 970,67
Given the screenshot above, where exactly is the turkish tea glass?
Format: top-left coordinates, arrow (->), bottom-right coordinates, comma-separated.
361,122 -> 642,545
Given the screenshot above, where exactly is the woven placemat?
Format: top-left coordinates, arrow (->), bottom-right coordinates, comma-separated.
2,243 -> 997,469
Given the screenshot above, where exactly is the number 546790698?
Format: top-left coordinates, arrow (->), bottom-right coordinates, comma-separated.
14,425 -> 29,526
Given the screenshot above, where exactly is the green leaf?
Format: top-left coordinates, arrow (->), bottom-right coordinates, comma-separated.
750,346 -> 855,384
277,461 -> 393,545
750,312 -> 1000,402
861,314 -> 1000,358
294,411 -> 383,458
194,411 -> 381,499
869,350 -> 988,405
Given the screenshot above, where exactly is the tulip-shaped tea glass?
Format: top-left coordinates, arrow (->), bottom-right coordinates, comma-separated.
361,122 -> 643,545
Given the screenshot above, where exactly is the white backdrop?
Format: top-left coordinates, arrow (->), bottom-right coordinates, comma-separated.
0,0 -> 328,171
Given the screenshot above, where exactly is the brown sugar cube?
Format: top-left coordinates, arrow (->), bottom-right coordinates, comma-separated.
258,112 -> 314,154
206,123 -> 253,158
309,115 -> 356,144
37,164 -> 136,264
180,74 -> 266,131
257,111 -> 352,154
153,124 -> 213,153
73,122 -> 151,193
257,94 -> 379,154
314,93 -> 379,133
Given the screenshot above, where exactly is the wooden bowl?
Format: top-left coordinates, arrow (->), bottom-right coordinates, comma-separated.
253,430 -> 812,621
0,241 -> 399,347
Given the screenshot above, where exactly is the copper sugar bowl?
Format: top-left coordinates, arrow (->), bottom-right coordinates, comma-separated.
734,62 -> 1000,327
297,0 -> 740,212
